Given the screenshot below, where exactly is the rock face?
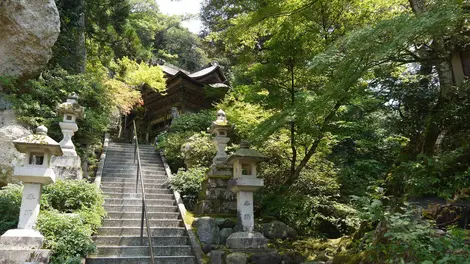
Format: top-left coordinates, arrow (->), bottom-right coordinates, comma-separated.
196,217 -> 220,245
0,0 -> 60,79
226,252 -> 248,264
0,120 -> 31,185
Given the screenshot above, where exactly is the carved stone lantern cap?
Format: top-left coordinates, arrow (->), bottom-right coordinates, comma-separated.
208,109 -> 231,134
13,126 -> 63,156
225,141 -> 267,165
57,92 -> 85,118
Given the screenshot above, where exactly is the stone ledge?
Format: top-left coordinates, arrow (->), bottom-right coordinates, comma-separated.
0,249 -> 51,264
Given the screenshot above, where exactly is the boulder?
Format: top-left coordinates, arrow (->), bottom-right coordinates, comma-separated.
0,0 -> 60,79
263,220 -> 297,240
251,252 -> 282,264
196,217 -> 220,245
0,123 -> 31,185
208,250 -> 225,264
215,218 -> 236,229
226,252 -> 248,264
219,228 -> 234,245
282,252 -> 305,264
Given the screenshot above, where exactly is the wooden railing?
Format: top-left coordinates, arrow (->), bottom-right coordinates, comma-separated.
133,121 -> 155,264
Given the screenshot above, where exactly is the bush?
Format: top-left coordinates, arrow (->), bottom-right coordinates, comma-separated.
260,166 -> 358,238
348,195 -> 470,264
181,132 -> 215,168
169,166 -> 207,208
41,180 -> 106,231
169,110 -> 214,133
37,210 -> 95,264
0,184 -> 22,235
157,131 -> 192,171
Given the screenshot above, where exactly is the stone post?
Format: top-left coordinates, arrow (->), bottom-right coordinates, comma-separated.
0,126 -> 63,264
196,109 -> 237,214
224,141 -> 268,249
52,92 -> 85,179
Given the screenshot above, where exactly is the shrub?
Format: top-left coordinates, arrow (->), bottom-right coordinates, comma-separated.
0,184 -> 22,235
169,110 -> 214,133
181,132 -> 215,168
42,179 -> 106,231
260,165 -> 358,238
37,210 -> 95,264
348,196 -> 470,264
169,166 -> 207,208
157,131 -> 192,171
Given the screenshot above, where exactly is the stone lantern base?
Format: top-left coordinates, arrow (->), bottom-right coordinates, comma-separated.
0,229 -> 51,264
226,232 -> 268,249
196,163 -> 236,215
52,153 -> 83,180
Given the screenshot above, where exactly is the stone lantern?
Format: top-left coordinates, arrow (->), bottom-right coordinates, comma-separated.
225,141 -> 268,249
53,93 -> 84,180
0,125 -> 63,263
208,109 -> 231,164
57,92 -> 84,156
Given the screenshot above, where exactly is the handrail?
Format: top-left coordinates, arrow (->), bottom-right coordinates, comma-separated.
133,121 -> 155,264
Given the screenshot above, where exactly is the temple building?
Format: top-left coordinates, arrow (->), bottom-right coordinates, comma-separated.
121,63 -> 229,141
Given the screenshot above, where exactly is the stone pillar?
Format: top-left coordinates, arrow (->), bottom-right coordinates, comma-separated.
52,93 -> 85,179
0,126 -> 63,264
237,191 -> 254,232
18,183 -> 42,229
196,110 -> 237,215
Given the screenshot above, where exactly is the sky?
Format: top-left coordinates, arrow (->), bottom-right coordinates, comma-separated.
157,0 -> 204,34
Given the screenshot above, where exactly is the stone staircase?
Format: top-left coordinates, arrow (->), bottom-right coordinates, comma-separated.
86,142 -> 197,264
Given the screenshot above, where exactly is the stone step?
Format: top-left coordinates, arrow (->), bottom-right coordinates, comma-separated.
92,236 -> 189,246
101,178 -> 167,184
104,198 -> 175,206
103,193 -> 174,199
86,256 -> 196,264
105,154 -> 157,158
102,219 -> 182,228
105,158 -> 161,163
101,172 -> 167,177
104,163 -> 164,168
102,187 -> 171,194
94,245 -> 192,256
103,205 -> 178,213
101,178 -> 168,188
106,212 -> 180,220
103,168 -> 166,172
101,182 -> 168,188
97,227 -> 186,236
101,186 -> 169,193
